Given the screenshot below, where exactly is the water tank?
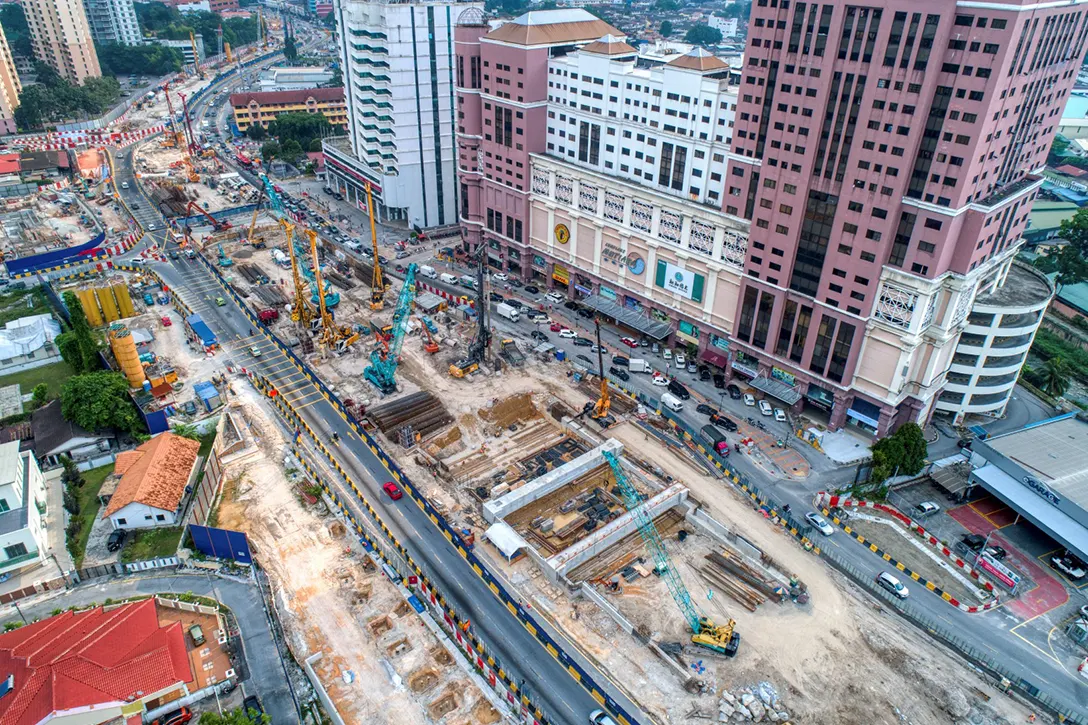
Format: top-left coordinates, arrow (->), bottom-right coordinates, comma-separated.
109,323 -> 145,387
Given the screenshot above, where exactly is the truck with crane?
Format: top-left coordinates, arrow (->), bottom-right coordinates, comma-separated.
601,449 -> 740,657
364,264 -> 419,393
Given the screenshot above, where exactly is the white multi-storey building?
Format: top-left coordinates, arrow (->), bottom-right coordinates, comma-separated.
325,0 -> 481,228
85,0 -> 143,46
546,41 -> 737,209
0,441 -> 47,578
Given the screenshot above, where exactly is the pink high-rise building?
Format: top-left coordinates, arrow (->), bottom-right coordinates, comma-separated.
455,9 -> 619,273
724,0 -> 1086,434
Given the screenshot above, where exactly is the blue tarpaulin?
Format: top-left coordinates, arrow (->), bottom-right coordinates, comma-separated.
185,313 -> 217,347
5,231 -> 106,275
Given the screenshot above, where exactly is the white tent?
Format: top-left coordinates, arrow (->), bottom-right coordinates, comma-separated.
0,314 -> 60,359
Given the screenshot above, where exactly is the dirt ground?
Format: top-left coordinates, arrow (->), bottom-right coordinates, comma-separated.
214,384 -> 497,725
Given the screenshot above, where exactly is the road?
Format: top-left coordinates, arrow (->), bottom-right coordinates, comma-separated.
111,81 -> 647,725
13,574 -> 298,721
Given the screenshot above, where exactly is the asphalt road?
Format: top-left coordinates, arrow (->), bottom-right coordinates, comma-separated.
112,93 -> 647,725
12,574 -> 298,722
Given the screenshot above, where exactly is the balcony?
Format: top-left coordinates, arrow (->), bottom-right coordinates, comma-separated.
0,548 -> 40,572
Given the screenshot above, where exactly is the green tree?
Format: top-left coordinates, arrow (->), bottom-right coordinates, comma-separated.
685,24 -> 723,46
267,111 -> 336,148
660,20 -> 674,37
96,43 -> 184,76
1042,357 -> 1070,398
0,4 -> 34,57
261,140 -> 280,162
30,384 -> 48,410
279,138 -> 304,166
324,66 -> 343,88
655,0 -> 678,9
60,291 -> 99,373
283,34 -> 298,61
1059,207 -> 1088,257
1050,244 -> 1088,294
246,123 -> 267,141
197,707 -> 270,725
60,372 -> 144,436
13,86 -> 47,130
870,422 -> 928,484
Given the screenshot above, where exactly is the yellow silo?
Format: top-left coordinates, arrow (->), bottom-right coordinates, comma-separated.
96,285 -> 119,323
108,323 -> 145,387
113,283 -> 135,318
76,288 -> 103,327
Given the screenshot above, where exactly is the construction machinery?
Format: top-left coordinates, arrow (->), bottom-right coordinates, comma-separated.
586,318 -> 614,426
280,219 -> 315,328
186,201 -> 229,231
448,247 -> 490,378
224,42 -> 233,64
160,84 -> 187,149
217,244 -> 233,267
189,31 -> 205,79
601,449 -> 740,657
306,229 -> 357,353
178,92 -> 198,157
365,183 -> 386,310
420,320 -> 439,354
365,264 -> 419,393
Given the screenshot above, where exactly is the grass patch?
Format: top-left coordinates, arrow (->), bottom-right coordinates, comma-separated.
68,464 -> 113,570
0,288 -> 51,327
120,526 -> 184,563
0,360 -> 75,401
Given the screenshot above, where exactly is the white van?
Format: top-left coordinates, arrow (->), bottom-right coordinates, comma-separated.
439,272 -> 458,285
660,392 -> 684,412
419,265 -> 438,279
758,400 -> 773,416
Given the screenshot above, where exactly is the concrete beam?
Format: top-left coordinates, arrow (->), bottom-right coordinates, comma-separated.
482,438 -> 624,523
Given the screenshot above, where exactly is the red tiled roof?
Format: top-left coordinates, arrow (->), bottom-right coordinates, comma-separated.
103,432 -> 200,517
229,87 -> 344,108
1054,164 -> 1088,178
0,599 -> 191,725
0,154 -> 19,176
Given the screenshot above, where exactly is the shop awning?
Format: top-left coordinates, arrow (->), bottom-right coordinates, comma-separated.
749,374 -> 802,405
579,295 -> 673,340
701,349 -> 728,368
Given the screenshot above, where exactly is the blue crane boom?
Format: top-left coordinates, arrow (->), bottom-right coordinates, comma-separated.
364,263 -> 418,393
260,173 -> 339,308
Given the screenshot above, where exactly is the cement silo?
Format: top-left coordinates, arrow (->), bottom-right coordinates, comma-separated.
108,323 -> 145,387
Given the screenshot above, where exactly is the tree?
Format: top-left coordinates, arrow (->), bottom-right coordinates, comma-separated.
96,43 -> 184,76
197,707 -> 270,725
685,24 -> 723,46
246,123 -> 267,141
655,0 -> 678,9
60,291 -> 99,374
1042,357 -> 1070,398
325,66 -> 343,88
60,372 -> 144,436
266,111 -> 336,148
283,34 -> 298,61
869,422 -> 928,484
1051,244 -> 1088,294
261,140 -> 280,163
660,20 -> 673,37
1059,207 -> 1088,257
30,384 -> 48,410
279,138 -> 304,166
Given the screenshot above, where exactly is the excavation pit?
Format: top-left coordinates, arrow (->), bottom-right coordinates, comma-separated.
431,646 -> 454,667
428,688 -> 460,720
367,615 -> 392,637
408,667 -> 441,693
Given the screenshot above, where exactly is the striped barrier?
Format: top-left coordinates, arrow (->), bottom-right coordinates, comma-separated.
815,500 -> 1001,613
188,248 -> 642,725
815,493 -> 1002,611
417,280 -> 474,309
5,125 -> 166,151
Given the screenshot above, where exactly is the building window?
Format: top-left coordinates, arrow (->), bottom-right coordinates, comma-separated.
4,543 -> 28,559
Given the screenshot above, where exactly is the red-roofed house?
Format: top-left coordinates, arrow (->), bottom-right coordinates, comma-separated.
101,433 -> 200,531
0,599 -> 193,724
0,154 -> 19,179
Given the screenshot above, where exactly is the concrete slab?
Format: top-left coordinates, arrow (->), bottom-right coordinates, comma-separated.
817,428 -> 872,464
0,384 -> 22,419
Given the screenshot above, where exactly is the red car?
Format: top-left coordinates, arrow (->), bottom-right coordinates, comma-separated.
383,482 -> 403,500
161,316 -> 172,327
620,337 -> 638,348
550,322 -> 563,332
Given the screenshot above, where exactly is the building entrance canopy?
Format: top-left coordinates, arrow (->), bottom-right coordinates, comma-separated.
749,374 -> 802,405
580,295 -> 673,340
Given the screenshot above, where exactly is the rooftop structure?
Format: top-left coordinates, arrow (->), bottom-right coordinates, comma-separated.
103,432 -> 200,529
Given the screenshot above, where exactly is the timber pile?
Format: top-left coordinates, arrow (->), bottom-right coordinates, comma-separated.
366,391 -> 452,438
698,550 -> 785,612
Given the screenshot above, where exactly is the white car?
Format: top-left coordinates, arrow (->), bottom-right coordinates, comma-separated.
651,375 -> 669,387
877,572 -> 910,599
743,393 -> 756,406
758,400 -> 773,416
120,181 -> 129,189
546,291 -> 565,304
663,349 -> 673,360
774,408 -> 787,422
675,352 -> 686,366
492,272 -> 509,282
805,512 -> 834,536
147,223 -> 157,231
558,328 -> 577,339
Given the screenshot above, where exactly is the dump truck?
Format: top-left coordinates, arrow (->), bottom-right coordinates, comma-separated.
258,308 -> 279,323
500,339 -> 525,366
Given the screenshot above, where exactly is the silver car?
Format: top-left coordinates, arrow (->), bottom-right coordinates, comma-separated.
805,512 -> 834,536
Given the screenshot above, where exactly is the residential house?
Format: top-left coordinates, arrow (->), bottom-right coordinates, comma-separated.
30,400 -> 114,470
0,441 -> 47,577
102,433 -> 200,530
229,88 -> 346,132
0,599 -> 197,724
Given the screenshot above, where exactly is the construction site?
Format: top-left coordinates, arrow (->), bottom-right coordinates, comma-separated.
0,188 -> 129,262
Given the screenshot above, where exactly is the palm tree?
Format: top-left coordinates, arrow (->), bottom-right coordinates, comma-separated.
1043,357 -> 1070,398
